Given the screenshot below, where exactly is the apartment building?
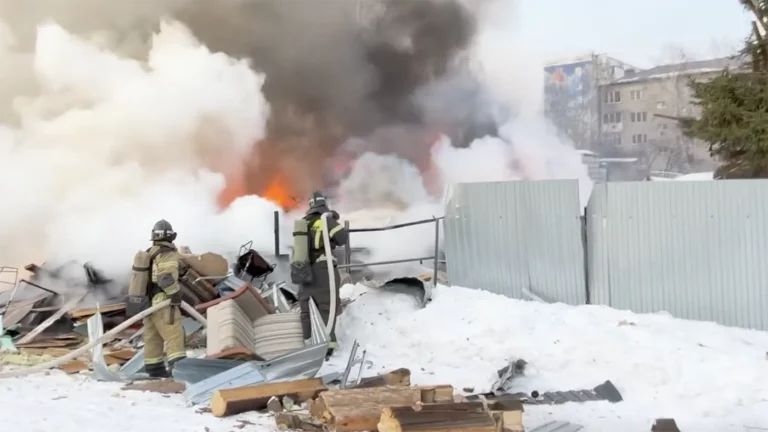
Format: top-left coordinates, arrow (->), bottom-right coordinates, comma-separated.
544,53 -> 635,150
598,57 -> 744,173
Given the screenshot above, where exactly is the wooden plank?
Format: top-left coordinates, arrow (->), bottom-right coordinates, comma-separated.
211,378 -> 326,417
314,386 -> 422,432
16,293 -> 86,345
69,302 -> 125,319
419,385 -> 454,403
378,403 -> 497,432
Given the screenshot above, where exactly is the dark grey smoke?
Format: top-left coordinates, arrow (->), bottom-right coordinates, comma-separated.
175,0 -> 477,141
0,0 -> 486,197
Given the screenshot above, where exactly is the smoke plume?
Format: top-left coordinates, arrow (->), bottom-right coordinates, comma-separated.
0,0 -> 591,296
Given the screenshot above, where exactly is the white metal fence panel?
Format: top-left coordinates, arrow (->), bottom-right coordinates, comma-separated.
444,180 -> 587,304
587,180 -> 768,330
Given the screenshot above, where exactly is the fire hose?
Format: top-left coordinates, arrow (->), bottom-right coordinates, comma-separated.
320,212 -> 338,336
0,300 -> 206,379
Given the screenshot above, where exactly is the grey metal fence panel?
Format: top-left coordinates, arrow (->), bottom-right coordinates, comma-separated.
588,180 -> 768,330
444,180 -> 586,304
586,183 -> 610,305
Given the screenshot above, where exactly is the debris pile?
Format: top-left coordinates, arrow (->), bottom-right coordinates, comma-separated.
0,245 -> 302,377
0,223 -> 637,431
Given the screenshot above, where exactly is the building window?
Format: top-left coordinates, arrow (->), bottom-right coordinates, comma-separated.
604,90 -> 621,104
630,112 -> 647,123
605,133 -> 622,146
632,134 -> 648,144
657,101 -> 667,109
630,90 -> 644,100
657,123 -> 669,130
603,112 -> 623,124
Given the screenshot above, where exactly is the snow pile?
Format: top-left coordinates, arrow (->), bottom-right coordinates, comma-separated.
0,372 -> 272,432
332,284 -> 768,431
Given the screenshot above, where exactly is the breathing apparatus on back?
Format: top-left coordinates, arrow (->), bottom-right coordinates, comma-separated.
290,191 -> 330,284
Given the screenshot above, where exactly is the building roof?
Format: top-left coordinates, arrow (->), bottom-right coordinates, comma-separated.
544,53 -> 597,67
609,57 -> 746,85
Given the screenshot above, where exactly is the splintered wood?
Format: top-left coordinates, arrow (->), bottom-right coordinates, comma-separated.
378,402 -> 497,432
313,386 -> 424,432
210,378 -> 326,417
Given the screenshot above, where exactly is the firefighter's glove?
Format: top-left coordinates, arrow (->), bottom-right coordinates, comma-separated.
169,291 -> 182,306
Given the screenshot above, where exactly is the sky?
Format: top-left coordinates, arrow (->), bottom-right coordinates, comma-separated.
518,0 -> 753,68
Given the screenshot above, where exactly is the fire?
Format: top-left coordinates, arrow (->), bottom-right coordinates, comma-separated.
262,175 -> 298,210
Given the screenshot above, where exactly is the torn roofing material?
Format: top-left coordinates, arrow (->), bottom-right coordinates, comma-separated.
177,297 -> 328,406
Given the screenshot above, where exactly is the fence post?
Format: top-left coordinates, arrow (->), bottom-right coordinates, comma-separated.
433,217 -> 440,287
273,210 -> 280,256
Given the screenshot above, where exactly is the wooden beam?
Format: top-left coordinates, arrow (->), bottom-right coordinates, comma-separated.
210,378 -> 326,417
313,386 -> 422,432
378,403 -> 497,432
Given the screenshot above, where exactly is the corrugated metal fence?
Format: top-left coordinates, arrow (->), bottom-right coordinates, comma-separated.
444,180 -> 587,305
444,179 -> 768,330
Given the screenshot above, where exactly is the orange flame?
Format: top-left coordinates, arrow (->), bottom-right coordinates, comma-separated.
263,175 -> 298,210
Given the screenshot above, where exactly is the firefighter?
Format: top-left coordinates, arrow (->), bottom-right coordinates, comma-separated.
143,219 -> 186,378
299,191 -> 348,357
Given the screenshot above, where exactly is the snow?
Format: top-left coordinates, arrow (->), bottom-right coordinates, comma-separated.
675,171 -> 715,181
331,284 -> 768,431
0,371 -> 273,431
2,283 -> 768,432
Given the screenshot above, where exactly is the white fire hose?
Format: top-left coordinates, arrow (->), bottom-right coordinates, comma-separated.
320,212 -> 338,336
0,300 -> 206,379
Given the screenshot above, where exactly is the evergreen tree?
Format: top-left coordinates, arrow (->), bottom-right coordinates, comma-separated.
683,0 -> 768,178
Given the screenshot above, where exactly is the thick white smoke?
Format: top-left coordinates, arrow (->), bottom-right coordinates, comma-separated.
0,20 -> 277,279
0,0 -> 591,290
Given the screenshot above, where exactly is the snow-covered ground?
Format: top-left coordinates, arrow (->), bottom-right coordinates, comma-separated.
1,284 -> 767,432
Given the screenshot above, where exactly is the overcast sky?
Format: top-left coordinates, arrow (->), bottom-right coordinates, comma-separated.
517,0 -> 752,68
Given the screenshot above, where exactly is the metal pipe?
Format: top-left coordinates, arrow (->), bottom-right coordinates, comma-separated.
273,210 -> 280,256
336,256 -> 436,270
344,220 -> 351,266
348,216 -> 444,233
432,217 -> 440,287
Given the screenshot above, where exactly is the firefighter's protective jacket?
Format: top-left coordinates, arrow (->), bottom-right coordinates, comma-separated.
306,214 -> 348,263
148,241 -> 181,305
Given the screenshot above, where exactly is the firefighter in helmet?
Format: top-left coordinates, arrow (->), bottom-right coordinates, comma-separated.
144,219 -> 186,378
299,191 -> 348,357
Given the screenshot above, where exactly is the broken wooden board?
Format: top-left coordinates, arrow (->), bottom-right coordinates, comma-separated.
122,379 -> 187,394
59,359 -> 89,374
206,347 -> 265,361
16,293 -> 86,345
378,402 -> 496,432
312,386 -> 423,432
211,377 -> 326,417
14,332 -> 83,349
69,302 -> 126,319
